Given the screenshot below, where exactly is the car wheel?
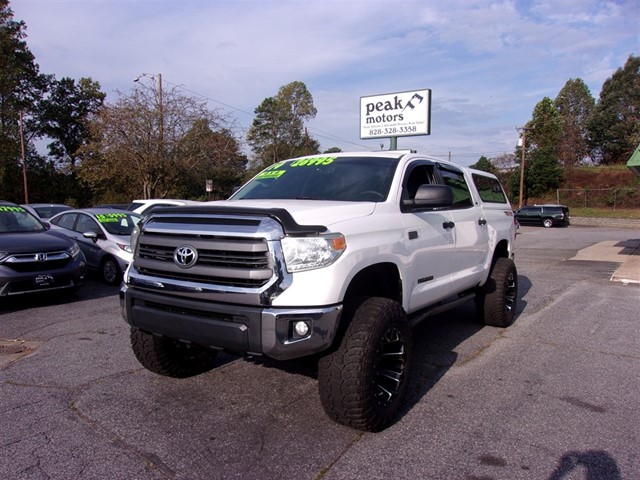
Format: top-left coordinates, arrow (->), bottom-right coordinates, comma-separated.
476,257 -> 518,327
100,256 -> 121,285
317,297 -> 413,432
543,218 -> 553,228
130,328 -> 218,378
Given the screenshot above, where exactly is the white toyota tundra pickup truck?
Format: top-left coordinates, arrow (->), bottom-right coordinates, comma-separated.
120,150 -> 518,431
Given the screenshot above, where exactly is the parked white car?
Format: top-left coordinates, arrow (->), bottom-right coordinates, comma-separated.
49,208 -> 142,285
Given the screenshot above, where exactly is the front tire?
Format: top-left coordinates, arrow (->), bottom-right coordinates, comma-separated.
101,256 -> 121,285
318,297 -> 413,432
477,258 -> 518,327
130,328 -> 218,378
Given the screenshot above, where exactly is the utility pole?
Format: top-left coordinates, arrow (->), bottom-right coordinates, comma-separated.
19,111 -> 29,203
516,127 -> 531,208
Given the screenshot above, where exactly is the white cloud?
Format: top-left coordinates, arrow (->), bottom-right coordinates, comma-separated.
10,0 -> 640,164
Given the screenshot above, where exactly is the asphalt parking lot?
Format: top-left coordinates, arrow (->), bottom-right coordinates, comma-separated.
1,225 -> 639,480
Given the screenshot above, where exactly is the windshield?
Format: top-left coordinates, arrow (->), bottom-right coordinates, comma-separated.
95,212 -> 142,236
232,156 -> 399,202
0,206 -> 46,233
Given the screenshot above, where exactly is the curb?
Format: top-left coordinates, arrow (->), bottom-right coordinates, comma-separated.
571,217 -> 640,229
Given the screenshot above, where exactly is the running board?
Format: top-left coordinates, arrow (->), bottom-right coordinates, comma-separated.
408,292 -> 476,328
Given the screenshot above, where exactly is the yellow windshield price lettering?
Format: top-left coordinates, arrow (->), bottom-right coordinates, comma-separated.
290,156 -> 335,167
256,170 -> 286,180
96,213 -> 126,223
0,206 -> 26,212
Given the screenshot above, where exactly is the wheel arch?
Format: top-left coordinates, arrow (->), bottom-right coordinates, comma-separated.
342,262 -> 402,305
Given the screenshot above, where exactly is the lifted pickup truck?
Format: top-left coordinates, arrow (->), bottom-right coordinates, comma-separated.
121,150 -> 518,431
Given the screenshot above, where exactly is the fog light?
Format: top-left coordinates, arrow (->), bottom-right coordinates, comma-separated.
294,321 -> 310,337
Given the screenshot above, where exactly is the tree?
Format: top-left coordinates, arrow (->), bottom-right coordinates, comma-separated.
588,55 -> 640,165
247,81 -> 319,170
0,0 -> 49,201
512,98 -> 563,205
78,83 -> 243,202
554,78 -> 595,167
177,120 -> 247,200
37,76 -> 105,167
469,156 -> 496,174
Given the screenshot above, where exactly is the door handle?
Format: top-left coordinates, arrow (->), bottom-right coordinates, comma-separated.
478,218 -> 487,225
443,221 -> 455,229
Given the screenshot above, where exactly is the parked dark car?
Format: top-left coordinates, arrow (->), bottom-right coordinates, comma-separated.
514,204 -> 570,228
0,202 -> 86,299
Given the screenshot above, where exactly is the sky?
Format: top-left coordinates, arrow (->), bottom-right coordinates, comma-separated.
9,0 -> 640,166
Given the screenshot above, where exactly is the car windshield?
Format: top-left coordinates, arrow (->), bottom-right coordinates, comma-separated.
94,212 -> 142,236
231,156 -> 400,202
0,206 -> 45,233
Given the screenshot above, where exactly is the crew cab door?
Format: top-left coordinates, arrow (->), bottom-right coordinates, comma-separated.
400,161 -> 456,312
437,164 -> 490,291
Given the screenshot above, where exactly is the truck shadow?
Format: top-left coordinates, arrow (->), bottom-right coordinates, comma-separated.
400,273 -> 531,419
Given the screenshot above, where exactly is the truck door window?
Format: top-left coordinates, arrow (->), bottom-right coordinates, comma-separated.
438,167 -> 473,209
403,164 -> 436,201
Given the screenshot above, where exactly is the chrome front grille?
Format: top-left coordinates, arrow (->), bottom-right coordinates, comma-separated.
135,233 -> 273,288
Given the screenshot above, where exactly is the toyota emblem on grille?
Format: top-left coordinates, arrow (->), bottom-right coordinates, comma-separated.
173,245 -> 198,268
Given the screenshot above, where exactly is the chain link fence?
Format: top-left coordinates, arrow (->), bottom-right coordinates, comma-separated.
556,188 -> 640,210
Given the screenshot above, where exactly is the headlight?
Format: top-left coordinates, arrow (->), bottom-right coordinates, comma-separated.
117,243 -> 133,253
66,242 -> 80,258
130,224 -> 141,253
281,234 -> 346,272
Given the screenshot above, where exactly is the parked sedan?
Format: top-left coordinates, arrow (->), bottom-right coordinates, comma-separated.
48,208 -> 142,285
1,202 -> 86,299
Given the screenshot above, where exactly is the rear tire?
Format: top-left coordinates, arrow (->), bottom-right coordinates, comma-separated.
543,218 -> 553,228
318,297 -> 412,432
130,328 -> 218,378
477,258 -> 518,327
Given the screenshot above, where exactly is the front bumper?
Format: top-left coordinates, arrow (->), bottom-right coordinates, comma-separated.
0,257 -> 86,297
120,284 -> 342,361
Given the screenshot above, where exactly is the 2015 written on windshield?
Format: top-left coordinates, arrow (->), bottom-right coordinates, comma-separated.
368,125 -> 417,136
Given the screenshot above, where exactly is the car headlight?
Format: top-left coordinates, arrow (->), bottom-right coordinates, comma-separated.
66,242 -> 80,258
117,243 -> 133,253
281,234 -> 346,273
130,224 -> 141,253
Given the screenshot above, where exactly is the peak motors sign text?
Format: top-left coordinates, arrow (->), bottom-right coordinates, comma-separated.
360,89 -> 431,140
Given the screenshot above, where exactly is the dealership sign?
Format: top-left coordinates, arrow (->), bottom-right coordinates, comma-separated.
360,89 -> 431,140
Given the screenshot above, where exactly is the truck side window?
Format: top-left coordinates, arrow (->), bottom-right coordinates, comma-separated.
472,173 -> 508,204
438,167 -> 473,208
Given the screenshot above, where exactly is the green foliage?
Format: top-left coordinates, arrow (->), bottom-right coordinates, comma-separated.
0,0 -> 49,201
588,55 -> 640,165
78,84 -> 245,202
247,81 -> 319,170
469,156 -> 496,174
554,78 -> 595,166
36,76 -> 105,167
526,146 -> 562,197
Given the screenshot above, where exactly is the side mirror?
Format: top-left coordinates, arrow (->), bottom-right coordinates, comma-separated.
402,184 -> 454,212
83,231 -> 103,243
